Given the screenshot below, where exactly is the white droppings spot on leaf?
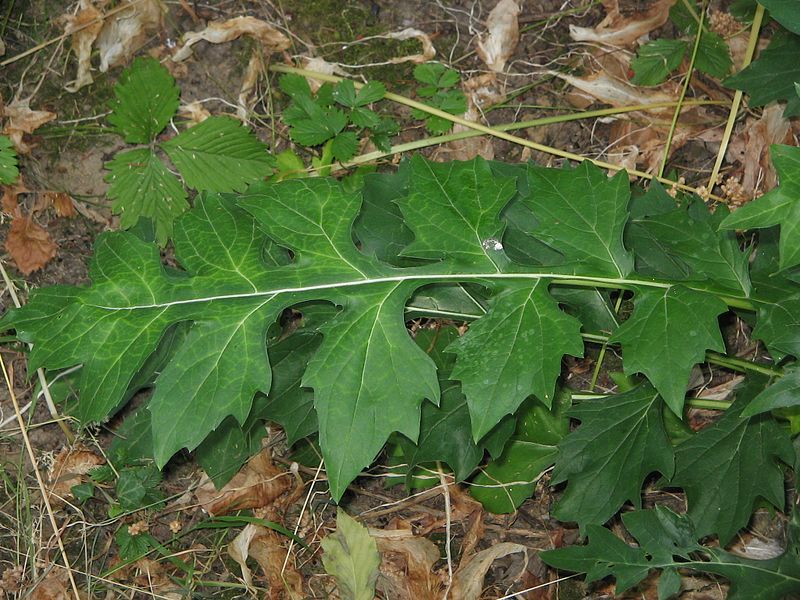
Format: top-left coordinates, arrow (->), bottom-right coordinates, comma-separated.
482,238 -> 503,251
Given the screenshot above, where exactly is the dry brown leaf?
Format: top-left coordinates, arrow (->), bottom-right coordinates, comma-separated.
229,523 -> 305,598
569,0 -> 676,47
1,178 -> 30,214
27,570 -> 83,600
726,103 -> 792,197
194,449 -> 293,516
237,50 -> 263,122
382,28 -> 436,64
450,542 -> 528,600
47,447 -> 104,505
5,214 -> 58,275
553,71 -> 675,110
178,101 -> 211,124
476,0 -> 520,72
370,526 -> 442,600
63,1 -> 104,92
171,16 -> 290,63
128,559 -> 182,600
96,0 -> 163,72
49,192 -> 77,218
2,98 -> 57,154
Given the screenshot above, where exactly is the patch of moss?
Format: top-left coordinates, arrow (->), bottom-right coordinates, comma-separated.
279,0 -> 421,89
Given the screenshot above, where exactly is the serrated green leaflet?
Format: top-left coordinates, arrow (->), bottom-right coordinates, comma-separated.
3,153 -> 796,506
107,57 -> 179,144
523,163 -> 634,277
0,135 -> 19,185
551,384 -> 674,530
542,506 -> 800,600
611,286 -> 727,415
741,366 -> 800,417
448,282 -> 583,435
631,39 -> 687,86
105,148 -> 188,245
162,116 -> 272,193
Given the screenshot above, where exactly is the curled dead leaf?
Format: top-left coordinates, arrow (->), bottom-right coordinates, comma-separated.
437,74 -> 506,161
553,70 -> 675,110
28,569 -> 87,600
1,177 -> 30,214
476,0 -> 520,73
450,542 -> 528,600
63,1 -> 104,92
370,526 -> 442,600
229,523 -> 305,598
569,0 -> 675,47
178,101 -> 211,124
5,213 -> 58,275
381,28 -> 436,64
171,16 -> 290,63
2,98 -> 57,154
237,50 -> 263,122
47,447 -> 104,506
96,0 -> 163,73
194,450 -> 293,516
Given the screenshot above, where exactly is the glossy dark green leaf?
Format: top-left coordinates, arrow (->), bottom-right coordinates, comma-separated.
725,33 -> 800,117
611,286 -> 727,415
552,385 -> 674,529
667,388 -> 793,544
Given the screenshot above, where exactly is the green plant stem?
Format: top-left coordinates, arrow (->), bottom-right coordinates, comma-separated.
658,0 -> 708,179
269,64 -> 723,200
589,292 -> 624,390
335,100 -> 722,172
571,392 -> 732,410
705,350 -> 780,377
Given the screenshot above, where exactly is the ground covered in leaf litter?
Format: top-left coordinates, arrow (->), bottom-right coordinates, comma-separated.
0,0 -> 795,598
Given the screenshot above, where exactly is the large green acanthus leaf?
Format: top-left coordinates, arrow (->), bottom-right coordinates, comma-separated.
551,384 -> 674,530
542,506 -> 800,599
724,33 -> 800,117
304,282 -> 439,500
720,145 -> 800,270
448,281 -> 583,437
398,155 -> 515,268
104,148 -> 189,245
666,387 -> 794,545
107,57 -> 179,144
610,286 -> 727,415
0,155 -> 755,501
161,116 -> 272,193
523,162 -> 634,277
627,198 -> 751,295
